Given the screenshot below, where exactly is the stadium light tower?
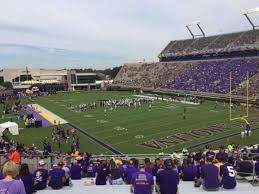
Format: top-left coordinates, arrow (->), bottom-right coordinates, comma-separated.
186,21 -> 206,39
242,7 -> 259,30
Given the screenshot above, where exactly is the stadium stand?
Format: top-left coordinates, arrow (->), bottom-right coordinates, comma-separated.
159,29 -> 259,60
162,58 -> 259,94
113,29 -> 259,98
113,61 -> 197,89
232,72 -> 259,97
113,58 -> 259,96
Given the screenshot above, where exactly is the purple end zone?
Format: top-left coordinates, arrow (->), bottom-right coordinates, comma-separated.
23,105 -> 53,127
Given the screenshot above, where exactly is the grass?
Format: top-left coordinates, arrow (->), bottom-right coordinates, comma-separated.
1,90 -> 258,154
7,90 -> 255,154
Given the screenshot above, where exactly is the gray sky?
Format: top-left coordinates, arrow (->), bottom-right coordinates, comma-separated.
0,0 -> 258,69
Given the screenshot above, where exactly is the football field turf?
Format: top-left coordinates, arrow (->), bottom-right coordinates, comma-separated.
2,91 -> 259,154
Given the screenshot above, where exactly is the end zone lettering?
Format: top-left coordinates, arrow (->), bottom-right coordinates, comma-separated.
139,125 -> 231,150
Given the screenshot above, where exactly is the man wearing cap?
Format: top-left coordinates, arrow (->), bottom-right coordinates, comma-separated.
156,159 -> 179,194
130,161 -> 154,194
33,160 -> 49,190
48,163 -> 66,190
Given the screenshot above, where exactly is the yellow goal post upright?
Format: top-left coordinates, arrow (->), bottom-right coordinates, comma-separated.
229,71 -> 249,124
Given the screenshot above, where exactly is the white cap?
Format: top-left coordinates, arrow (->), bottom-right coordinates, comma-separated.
38,160 -> 45,166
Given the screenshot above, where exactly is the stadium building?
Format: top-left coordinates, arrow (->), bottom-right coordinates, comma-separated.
0,68 -> 99,91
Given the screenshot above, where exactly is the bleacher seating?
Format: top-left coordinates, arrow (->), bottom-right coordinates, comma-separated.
232,72 -> 259,97
113,58 -> 259,96
159,29 -> 259,59
162,58 -> 259,94
113,61 -> 197,89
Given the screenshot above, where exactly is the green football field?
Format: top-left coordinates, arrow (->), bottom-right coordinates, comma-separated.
1,90 -> 259,154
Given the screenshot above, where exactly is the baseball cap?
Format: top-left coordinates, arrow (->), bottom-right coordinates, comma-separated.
38,160 -> 45,166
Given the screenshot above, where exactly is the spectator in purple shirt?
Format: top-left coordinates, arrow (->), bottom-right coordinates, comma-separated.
201,157 -> 220,191
19,163 -> 34,194
156,159 -> 179,194
0,161 -> 26,194
48,163 -> 66,190
70,160 -> 82,180
220,157 -> 237,189
96,161 -> 109,185
131,161 -> 154,194
182,158 -> 198,181
119,160 -> 128,181
33,160 -> 49,190
60,161 -> 71,186
110,161 -> 123,185
216,146 -> 228,162
255,158 -> 259,177
205,147 -> 215,159
228,151 -> 241,169
144,158 -> 153,175
85,162 -> 97,178
152,158 -> 162,177
125,159 -> 138,184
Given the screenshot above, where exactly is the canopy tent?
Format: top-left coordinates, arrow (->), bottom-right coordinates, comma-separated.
0,121 -> 19,136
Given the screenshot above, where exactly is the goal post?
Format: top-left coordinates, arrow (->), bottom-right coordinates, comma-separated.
229,71 -> 249,124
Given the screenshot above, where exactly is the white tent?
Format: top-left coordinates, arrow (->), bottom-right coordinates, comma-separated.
0,121 -> 19,136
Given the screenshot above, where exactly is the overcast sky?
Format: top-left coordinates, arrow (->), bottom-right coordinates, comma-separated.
0,0 -> 258,69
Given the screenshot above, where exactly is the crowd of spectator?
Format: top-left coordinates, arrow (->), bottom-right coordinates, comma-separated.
113,58 -> 259,97
0,142 -> 259,194
113,61 -> 197,89
163,58 -> 259,94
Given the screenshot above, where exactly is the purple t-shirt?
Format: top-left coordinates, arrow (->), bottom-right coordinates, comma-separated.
255,162 -> 259,176
21,174 -> 34,194
49,168 -> 65,189
125,166 -> 138,184
145,167 -> 153,175
33,168 -> 49,190
131,171 -> 154,194
201,164 -> 220,189
110,168 -> 122,180
70,165 -> 82,179
0,172 -> 3,180
96,167 -> 109,185
220,163 -> 236,189
228,156 -> 241,169
157,169 -> 179,194
182,164 -> 198,181
0,179 -> 26,194
86,164 -> 97,178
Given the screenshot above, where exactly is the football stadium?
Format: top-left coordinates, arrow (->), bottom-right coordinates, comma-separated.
0,1 -> 259,194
